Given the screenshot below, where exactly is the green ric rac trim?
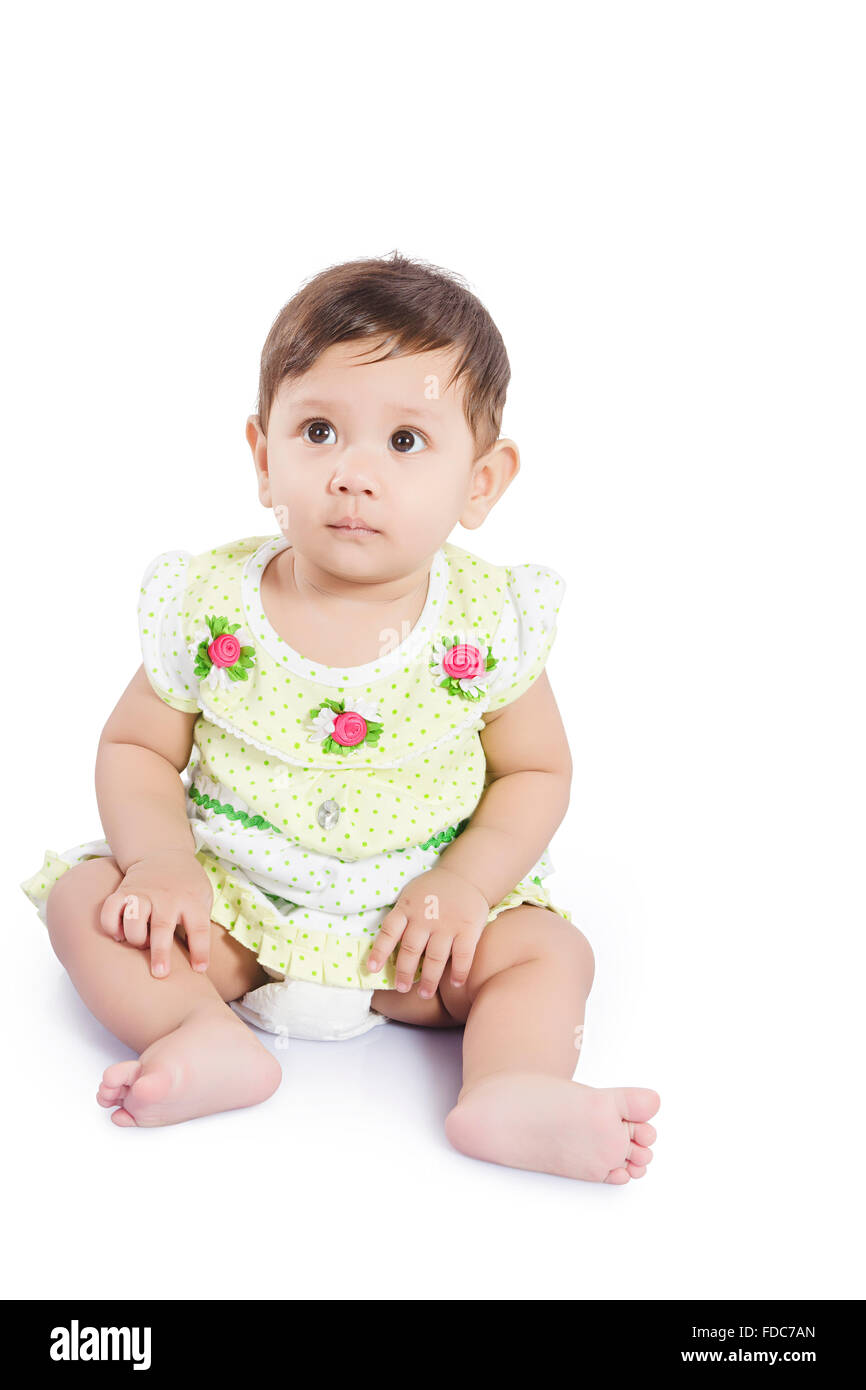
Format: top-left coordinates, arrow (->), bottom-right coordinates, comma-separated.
188,785 -> 279,834
190,785 -> 469,853
419,817 -> 470,852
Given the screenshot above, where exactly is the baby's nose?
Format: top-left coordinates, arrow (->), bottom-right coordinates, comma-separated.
331,456 -> 381,493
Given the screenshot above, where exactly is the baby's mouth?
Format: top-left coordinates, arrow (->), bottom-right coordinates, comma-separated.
328,519 -> 380,536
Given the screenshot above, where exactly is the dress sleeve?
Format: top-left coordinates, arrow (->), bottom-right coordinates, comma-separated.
137,549 -> 199,713
486,562 -> 567,710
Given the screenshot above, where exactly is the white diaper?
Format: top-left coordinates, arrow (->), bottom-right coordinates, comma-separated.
231,976 -> 390,1042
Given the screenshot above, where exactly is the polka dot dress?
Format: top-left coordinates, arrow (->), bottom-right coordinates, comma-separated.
20,534 -> 572,990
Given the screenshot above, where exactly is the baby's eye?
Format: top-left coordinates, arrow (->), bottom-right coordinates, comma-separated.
390,429 -> 427,455
302,420 -> 336,445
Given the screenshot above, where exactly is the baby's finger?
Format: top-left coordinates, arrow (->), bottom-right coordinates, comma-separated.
394,924 -> 430,993
148,908 -> 178,978
99,889 -> 137,942
447,934 -> 479,990
417,933 -> 453,1000
98,889 -> 127,941
366,907 -> 408,974
181,911 -> 212,974
120,893 -> 151,949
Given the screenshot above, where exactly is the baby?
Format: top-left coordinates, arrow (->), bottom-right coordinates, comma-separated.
21,252 -> 659,1182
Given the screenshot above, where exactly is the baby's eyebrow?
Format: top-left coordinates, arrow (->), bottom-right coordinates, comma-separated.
287,397 -> 441,422
381,402 -> 441,421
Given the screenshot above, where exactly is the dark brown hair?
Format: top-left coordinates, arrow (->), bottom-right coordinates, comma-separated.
253,250 -> 510,461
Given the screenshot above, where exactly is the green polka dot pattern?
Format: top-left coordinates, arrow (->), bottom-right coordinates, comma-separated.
20,533 -> 572,992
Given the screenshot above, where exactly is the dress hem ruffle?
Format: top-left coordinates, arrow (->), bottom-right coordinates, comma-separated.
20,843 -> 573,992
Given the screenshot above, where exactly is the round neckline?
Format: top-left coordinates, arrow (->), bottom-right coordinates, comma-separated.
241,534 -> 449,685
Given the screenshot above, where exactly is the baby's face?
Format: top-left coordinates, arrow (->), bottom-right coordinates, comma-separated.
247,337 -> 516,579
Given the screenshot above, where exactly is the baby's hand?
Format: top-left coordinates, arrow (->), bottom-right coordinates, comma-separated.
99,850 -> 215,979
366,866 -> 490,998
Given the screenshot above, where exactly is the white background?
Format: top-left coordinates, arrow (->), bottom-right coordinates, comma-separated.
3,1 -> 863,1301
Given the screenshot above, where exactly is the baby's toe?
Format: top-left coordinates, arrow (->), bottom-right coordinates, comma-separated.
110,1107 -> 138,1127
101,1059 -> 141,1092
604,1167 -> 631,1185
632,1121 -> 656,1148
620,1086 -> 661,1123
118,1065 -> 175,1125
96,1086 -> 123,1107
628,1142 -> 654,1167
127,1068 -> 173,1108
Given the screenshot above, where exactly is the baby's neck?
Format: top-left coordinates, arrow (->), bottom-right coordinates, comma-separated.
260,547 -> 432,669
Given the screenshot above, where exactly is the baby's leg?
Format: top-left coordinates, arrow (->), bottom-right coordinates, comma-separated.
437,906 -> 661,1184
45,857 -> 281,1128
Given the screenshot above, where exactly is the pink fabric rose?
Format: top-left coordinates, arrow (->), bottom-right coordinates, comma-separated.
332,710 -> 368,746
442,643 -> 484,680
208,633 -> 241,668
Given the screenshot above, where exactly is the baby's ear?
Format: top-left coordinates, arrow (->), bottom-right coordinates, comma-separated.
246,413 -> 264,452
246,416 -> 272,505
461,438 -> 520,529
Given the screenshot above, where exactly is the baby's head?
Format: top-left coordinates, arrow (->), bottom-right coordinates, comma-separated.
246,251 -> 520,579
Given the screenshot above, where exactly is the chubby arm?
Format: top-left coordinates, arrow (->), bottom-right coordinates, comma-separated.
96,664 -> 198,873
433,669 -> 572,908
94,665 -> 214,975
366,671 -> 572,995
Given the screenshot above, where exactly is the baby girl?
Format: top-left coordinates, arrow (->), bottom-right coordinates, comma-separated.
21,252 -> 660,1183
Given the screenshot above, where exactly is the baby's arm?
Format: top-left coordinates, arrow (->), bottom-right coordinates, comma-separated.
434,669 -> 572,907
367,671 -> 571,994
94,664 -> 214,976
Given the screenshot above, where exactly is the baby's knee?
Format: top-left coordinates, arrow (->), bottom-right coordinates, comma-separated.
539,917 -> 595,990
45,857 -> 123,946
568,924 -> 595,988
256,1049 -> 283,1102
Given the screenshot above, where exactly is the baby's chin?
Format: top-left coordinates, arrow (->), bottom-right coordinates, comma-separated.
289,521 -> 450,581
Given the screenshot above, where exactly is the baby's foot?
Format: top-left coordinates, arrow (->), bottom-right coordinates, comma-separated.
96,1001 -> 282,1127
444,1072 -> 660,1183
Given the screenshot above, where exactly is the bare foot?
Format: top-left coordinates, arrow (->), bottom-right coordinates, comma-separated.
95,1002 -> 282,1127
444,1072 -> 660,1183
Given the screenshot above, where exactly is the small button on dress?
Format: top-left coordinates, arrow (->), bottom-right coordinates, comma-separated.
316,799 -> 340,830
